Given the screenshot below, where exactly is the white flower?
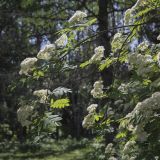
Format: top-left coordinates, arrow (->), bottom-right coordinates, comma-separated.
124,9 -> 133,25
111,32 -> 124,53
108,157 -> 118,160
91,80 -> 104,98
133,125 -> 148,142
132,0 -> 148,10
89,46 -> 105,63
19,57 -> 37,75
87,104 -> 98,113
137,41 -> 149,52
128,51 -> 153,77
122,155 -> 130,160
123,140 -> 136,154
157,35 -> 160,41
105,143 -> 114,154
55,34 -> 68,47
17,105 -> 34,126
157,52 -> 160,66
37,44 -> 55,60
145,55 -> 153,63
33,89 -> 52,103
130,157 -> 136,160
82,113 -> 95,129
152,92 -> 160,106
68,11 -> 87,23
94,46 -> 105,55
125,92 -> 160,141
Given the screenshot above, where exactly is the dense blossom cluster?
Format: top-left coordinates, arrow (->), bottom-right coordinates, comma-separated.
123,140 -> 136,154
19,57 -> 37,75
124,9 -> 133,25
105,143 -> 116,157
17,3 -> 160,159
33,89 -> 52,103
37,44 -> 55,60
124,0 -> 148,25
89,46 -> 105,63
137,41 -> 149,52
68,11 -> 87,23
55,34 -> 68,47
108,157 -> 118,160
87,104 -> 98,113
128,52 -> 153,77
82,113 -> 95,129
111,33 -> 125,53
82,104 -> 98,129
91,80 -> 104,98
17,105 -> 34,126
125,92 -> 160,142
157,52 -> 160,66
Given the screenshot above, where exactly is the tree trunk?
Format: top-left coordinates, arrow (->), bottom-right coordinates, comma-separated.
98,0 -> 113,87
98,0 -> 114,144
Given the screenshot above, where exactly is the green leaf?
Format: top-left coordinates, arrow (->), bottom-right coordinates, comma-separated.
80,60 -> 90,68
116,131 -> 127,139
86,18 -> 97,26
99,58 -> 113,71
143,79 -> 151,86
94,114 -> 102,121
50,98 -> 70,108
33,70 -> 44,79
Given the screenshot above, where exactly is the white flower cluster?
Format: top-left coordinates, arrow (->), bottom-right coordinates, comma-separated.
91,80 -> 104,98
37,44 -> 55,60
118,81 -> 144,95
124,0 -> 148,25
89,46 -> 105,63
82,103 -> 98,129
108,157 -> 118,160
132,0 -> 148,10
111,33 -> 124,53
17,105 -> 34,126
126,92 -> 160,141
157,34 -> 160,41
133,124 -> 148,142
124,9 -> 133,25
68,11 -> 87,23
19,57 -> 37,75
123,140 -> 136,154
122,155 -> 136,160
55,34 -> 68,47
157,52 -> 160,66
137,41 -> 149,52
130,92 -> 160,118
33,89 -> 52,103
105,143 -> 116,156
128,53 -> 153,77
82,113 -> 95,129
87,104 -> 98,113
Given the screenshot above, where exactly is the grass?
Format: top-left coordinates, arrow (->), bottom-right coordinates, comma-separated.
40,148 -> 90,160
0,138 -> 91,160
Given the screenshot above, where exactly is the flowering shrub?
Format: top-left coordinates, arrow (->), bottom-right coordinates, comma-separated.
80,0 -> 160,159
17,0 -> 160,159
17,10 -> 93,137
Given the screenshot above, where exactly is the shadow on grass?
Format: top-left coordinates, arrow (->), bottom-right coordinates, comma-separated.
0,144 -> 91,160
